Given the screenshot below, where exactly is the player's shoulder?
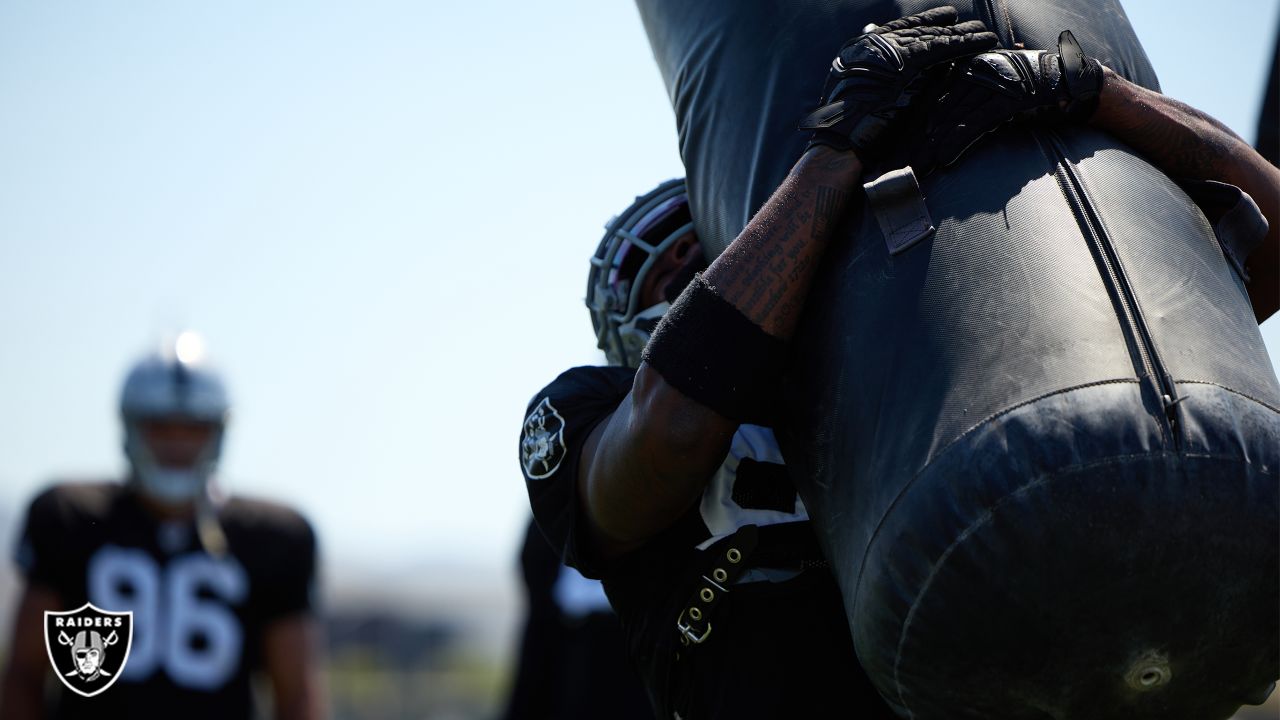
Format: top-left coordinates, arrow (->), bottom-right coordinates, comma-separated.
219,494 -> 317,612
527,365 -> 636,414
25,480 -> 125,527
219,494 -> 314,543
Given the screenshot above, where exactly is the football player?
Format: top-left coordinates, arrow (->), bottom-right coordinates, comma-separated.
522,175 -> 901,718
520,6 -> 1280,716
519,11 -> 998,717
1,333 -> 324,720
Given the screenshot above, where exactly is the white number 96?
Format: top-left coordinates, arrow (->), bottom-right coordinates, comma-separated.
88,546 -> 248,690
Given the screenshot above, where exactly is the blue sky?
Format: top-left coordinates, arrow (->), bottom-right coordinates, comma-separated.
1,0 -> 1277,578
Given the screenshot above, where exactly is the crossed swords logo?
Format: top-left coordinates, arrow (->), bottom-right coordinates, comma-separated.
44,604 -> 133,697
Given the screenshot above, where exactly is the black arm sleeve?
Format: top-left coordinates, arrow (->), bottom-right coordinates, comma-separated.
518,365 -> 635,578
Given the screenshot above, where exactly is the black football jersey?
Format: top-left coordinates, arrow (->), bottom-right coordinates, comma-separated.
520,366 -> 810,577
519,367 -> 897,718
13,482 -> 316,720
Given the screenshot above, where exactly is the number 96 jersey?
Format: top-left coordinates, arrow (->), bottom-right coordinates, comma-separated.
13,482 -> 317,720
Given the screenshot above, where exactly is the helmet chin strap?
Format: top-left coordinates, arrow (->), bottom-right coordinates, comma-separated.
129,466 -> 228,557
194,492 -> 228,558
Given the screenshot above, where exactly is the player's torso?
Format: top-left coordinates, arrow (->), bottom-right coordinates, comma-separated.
608,425 -> 862,717
527,368 -> 864,713
44,485 -> 278,719
545,365 -> 811,554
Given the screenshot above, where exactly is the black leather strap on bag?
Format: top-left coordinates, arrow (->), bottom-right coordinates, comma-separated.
675,522 -> 826,646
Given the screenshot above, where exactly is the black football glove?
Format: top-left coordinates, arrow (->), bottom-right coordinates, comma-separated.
799,5 -> 998,162
917,30 -> 1106,170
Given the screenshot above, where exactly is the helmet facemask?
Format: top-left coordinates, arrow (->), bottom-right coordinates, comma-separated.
587,179 -> 702,368
123,418 -> 224,505
120,333 -> 229,507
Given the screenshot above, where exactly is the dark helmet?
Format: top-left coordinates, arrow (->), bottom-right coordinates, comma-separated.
586,179 -> 696,367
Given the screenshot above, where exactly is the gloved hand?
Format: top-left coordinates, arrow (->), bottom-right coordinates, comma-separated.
917,30 -> 1106,170
799,5 -> 997,162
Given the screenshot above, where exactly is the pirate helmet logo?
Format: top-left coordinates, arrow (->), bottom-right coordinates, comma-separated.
44,603 -> 133,697
521,397 -> 567,480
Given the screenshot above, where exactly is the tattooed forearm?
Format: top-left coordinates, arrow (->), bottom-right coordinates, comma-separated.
1095,95 -> 1230,178
703,146 -> 864,338
1091,68 -> 1248,183
727,187 -> 808,315
722,185 -> 809,311
812,185 -> 850,240
1089,67 -> 1280,320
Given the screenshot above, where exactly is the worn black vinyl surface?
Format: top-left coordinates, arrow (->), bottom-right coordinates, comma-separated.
635,0 -> 1159,259
636,1 -> 1280,717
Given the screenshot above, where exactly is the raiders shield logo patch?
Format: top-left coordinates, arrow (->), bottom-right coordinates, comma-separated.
522,397 -> 567,480
45,603 -> 133,697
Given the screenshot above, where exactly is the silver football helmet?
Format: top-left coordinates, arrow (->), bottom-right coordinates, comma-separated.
120,332 -> 229,505
587,178 -> 697,367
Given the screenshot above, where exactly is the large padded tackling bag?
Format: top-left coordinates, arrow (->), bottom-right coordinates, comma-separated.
635,1 -> 1280,718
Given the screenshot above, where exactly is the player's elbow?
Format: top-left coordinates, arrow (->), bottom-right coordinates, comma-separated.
628,364 -> 735,478
579,366 -> 737,552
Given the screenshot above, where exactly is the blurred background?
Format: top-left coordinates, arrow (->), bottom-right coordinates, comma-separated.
0,1 -> 1276,718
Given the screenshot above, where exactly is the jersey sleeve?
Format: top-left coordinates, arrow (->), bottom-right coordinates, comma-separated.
13,486 -> 72,591
519,365 -> 635,578
255,510 -> 318,622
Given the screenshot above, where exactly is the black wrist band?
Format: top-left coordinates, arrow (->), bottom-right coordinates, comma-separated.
641,274 -> 787,423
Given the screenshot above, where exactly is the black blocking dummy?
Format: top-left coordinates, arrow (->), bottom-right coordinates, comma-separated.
635,1 -> 1280,717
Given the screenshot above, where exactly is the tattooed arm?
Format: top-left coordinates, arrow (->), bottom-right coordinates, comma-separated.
1089,67 -> 1280,321
573,8 -> 991,559
924,40 -> 1276,319
704,148 -> 860,336
579,146 -> 863,558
